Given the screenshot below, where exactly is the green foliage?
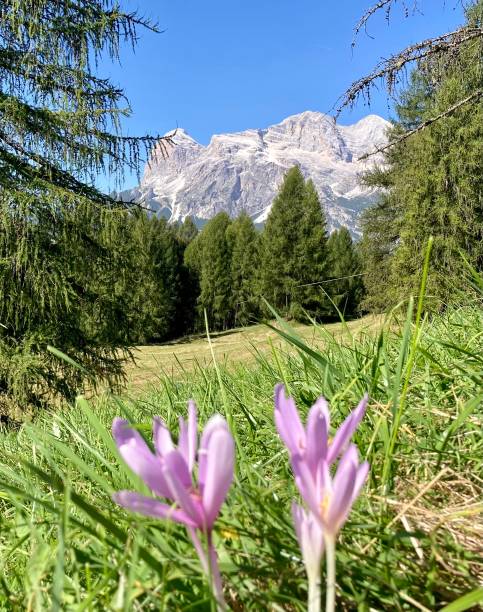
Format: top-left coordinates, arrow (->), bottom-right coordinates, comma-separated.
261,167 -> 330,319
294,179 -> 331,317
261,167 -> 306,312
184,211 -> 263,332
182,181 -> 362,331
115,213 -> 189,344
176,216 -> 199,246
226,212 -> 260,326
0,196 -> 132,411
361,1 -> 483,310
0,1 -> 161,412
183,226 -> 205,331
359,193 -> 401,312
195,212 -> 234,330
326,227 -> 364,316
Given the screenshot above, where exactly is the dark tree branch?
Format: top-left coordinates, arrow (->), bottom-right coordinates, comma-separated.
358,89 -> 482,160
337,26 -> 483,115
353,0 -> 401,39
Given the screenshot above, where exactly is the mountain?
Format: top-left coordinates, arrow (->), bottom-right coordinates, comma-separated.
121,111 -> 390,236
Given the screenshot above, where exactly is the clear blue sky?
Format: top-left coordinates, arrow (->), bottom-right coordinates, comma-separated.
103,0 -> 466,189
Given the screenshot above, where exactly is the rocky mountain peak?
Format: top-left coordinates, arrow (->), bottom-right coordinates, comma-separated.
123,111 -> 390,236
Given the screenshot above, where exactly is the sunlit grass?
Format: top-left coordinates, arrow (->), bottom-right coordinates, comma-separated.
124,315 -> 382,390
0,303 -> 481,609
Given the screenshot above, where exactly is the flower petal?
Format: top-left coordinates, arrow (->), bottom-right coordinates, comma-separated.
112,491 -> 196,527
164,449 -> 192,490
153,417 -> 174,457
316,457 -> 332,499
305,397 -> 329,474
112,418 -> 170,497
178,415 -> 188,462
274,384 -> 306,456
352,460 -> 369,503
291,502 -> 324,577
199,414 -> 230,490
291,455 -> 320,519
327,395 -> 368,464
162,461 -> 204,528
201,427 -> 235,528
326,445 -> 357,534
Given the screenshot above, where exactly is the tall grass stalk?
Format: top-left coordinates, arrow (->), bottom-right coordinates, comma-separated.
381,236 -> 434,489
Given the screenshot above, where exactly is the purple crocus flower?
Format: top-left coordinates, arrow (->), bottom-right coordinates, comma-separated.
292,444 -> 369,612
291,443 -> 369,538
112,402 -> 234,610
274,384 -> 367,473
275,385 -> 369,537
275,385 -> 369,612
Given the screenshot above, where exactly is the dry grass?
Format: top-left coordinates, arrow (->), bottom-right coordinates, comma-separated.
123,315 -> 382,390
400,472 -> 483,560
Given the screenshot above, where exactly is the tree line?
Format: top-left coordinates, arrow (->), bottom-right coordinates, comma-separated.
181,166 -> 363,332
104,166 -> 363,349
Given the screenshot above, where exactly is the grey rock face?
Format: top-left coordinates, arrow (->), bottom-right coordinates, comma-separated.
122,111 -> 390,236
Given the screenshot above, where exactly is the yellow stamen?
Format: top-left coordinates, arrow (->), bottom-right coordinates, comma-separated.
319,493 -> 331,519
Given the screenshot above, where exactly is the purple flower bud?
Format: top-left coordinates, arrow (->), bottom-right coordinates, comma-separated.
291,502 -> 324,579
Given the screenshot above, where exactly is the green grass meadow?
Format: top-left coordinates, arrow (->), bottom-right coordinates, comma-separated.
0,298 -> 482,610
122,315 -> 382,390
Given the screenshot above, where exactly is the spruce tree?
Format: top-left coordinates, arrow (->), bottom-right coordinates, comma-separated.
0,1 -> 169,412
261,167 -> 329,318
184,231 -> 204,277
174,217 -> 199,335
119,214 -> 184,344
177,216 -> 199,246
184,229 -> 204,326
359,194 -> 401,311
196,213 -> 234,331
295,179 -> 330,317
226,212 -> 260,326
326,227 -> 364,317
260,166 -> 306,314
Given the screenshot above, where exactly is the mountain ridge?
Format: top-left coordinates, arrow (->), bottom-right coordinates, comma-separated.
121,111 -> 390,236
